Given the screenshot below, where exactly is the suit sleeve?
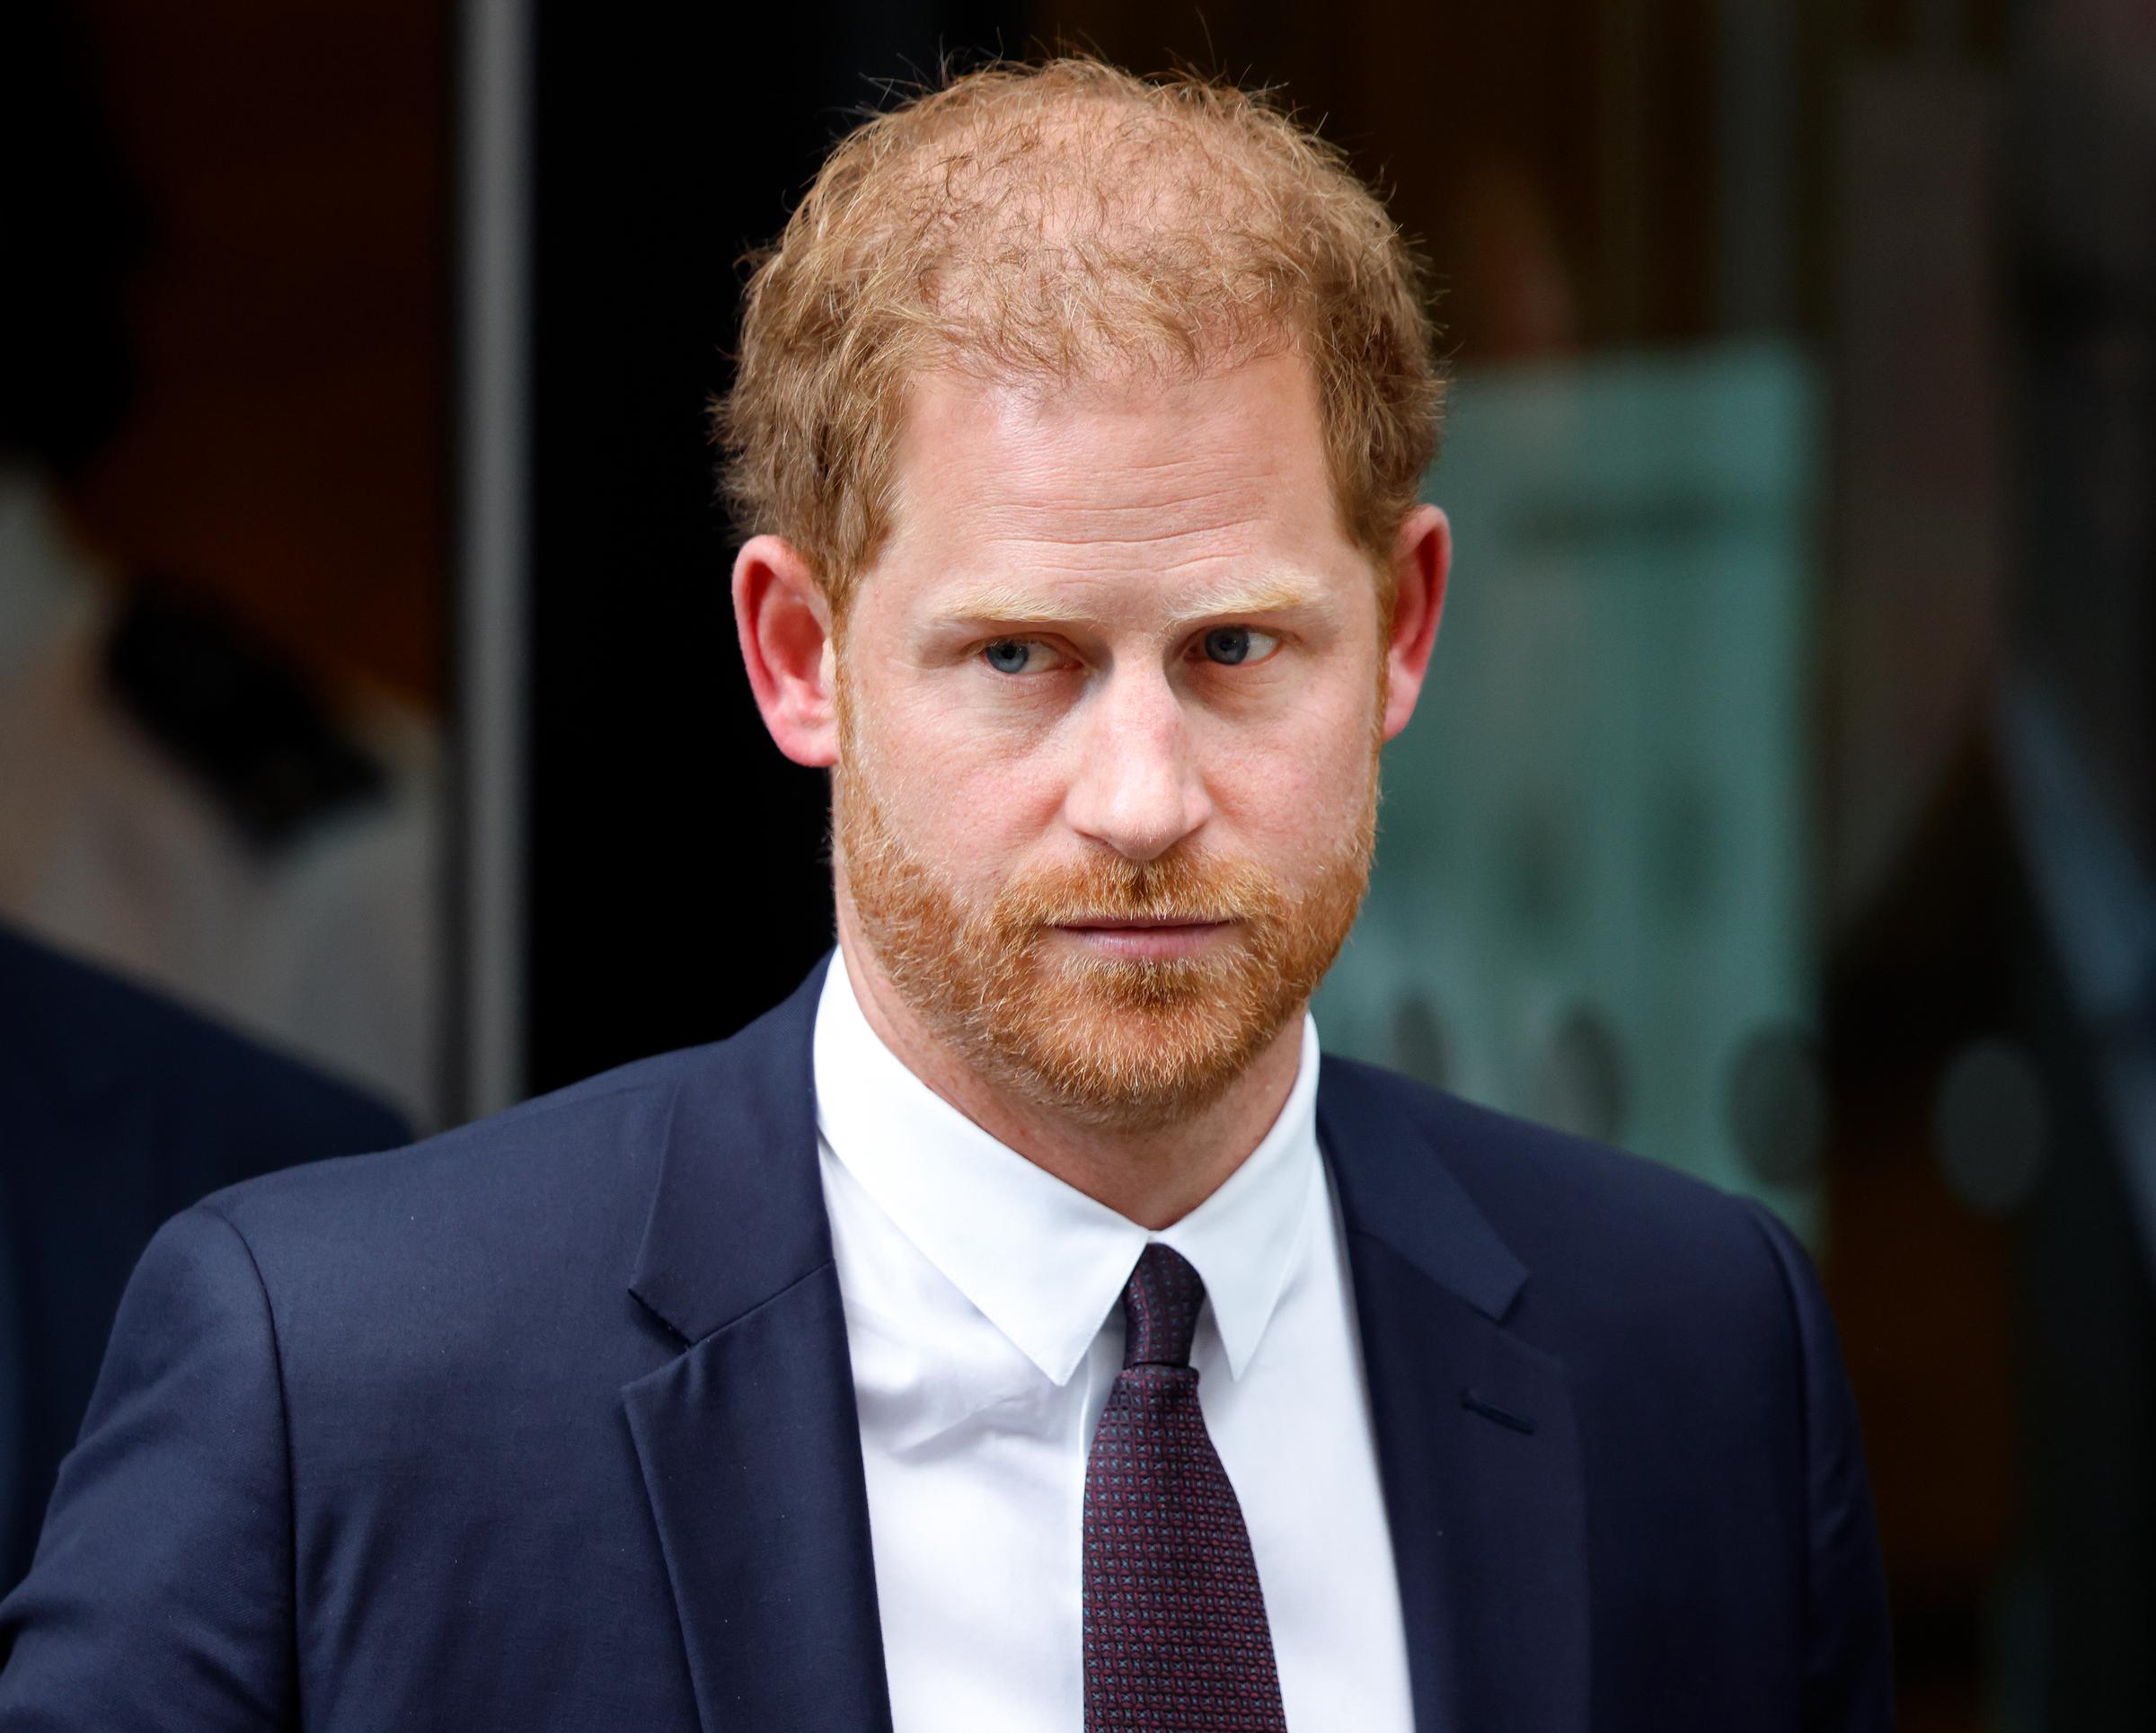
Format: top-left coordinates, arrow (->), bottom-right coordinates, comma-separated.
0,1206 -> 296,1729
1746,1201 -> 1895,1733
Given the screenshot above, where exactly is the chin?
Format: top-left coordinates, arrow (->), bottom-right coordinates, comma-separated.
960,950 -> 1302,1132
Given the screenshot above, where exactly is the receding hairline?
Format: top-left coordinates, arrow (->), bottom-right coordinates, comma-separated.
716,54 -> 1445,624
860,346 -> 1376,592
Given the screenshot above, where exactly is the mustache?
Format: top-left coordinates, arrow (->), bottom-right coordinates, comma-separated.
990,848 -> 1282,929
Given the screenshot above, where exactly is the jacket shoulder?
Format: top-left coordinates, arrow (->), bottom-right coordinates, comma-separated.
195,1042 -> 718,1278
1321,1055 -> 1800,1346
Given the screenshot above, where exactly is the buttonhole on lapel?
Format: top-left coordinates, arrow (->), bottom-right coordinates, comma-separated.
1460,1388 -> 1536,1435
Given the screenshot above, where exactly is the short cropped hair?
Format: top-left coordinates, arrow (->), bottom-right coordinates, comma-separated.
715,57 -> 1444,620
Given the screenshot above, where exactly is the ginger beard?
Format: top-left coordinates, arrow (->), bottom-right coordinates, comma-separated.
832,661 -> 1383,1133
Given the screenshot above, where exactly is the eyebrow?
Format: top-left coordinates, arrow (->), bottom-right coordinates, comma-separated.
927,573 -> 1325,632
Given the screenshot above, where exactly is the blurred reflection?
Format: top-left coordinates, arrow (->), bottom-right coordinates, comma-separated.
0,919 -> 408,1591
1725,1022 -> 1829,1192
0,2 -> 445,1128
1293,3 -> 2154,1722
1931,1035 -> 2049,1219
1385,989 -> 1453,1091
1526,1001 -> 1629,1148
0,502 -> 440,1127
1319,341 -> 1822,1230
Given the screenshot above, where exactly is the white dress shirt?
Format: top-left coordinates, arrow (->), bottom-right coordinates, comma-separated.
813,949 -> 1417,1731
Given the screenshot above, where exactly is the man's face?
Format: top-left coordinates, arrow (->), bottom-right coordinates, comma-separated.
832,350 -> 1392,1130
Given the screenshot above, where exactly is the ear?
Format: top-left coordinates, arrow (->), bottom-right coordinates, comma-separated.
733,534 -> 839,767
1380,503 -> 1451,742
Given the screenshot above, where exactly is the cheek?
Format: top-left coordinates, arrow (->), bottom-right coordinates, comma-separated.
1197,684 -> 1378,864
850,671 -> 1071,873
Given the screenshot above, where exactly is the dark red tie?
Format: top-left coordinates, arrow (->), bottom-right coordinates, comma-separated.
1082,1243 -> 1288,1730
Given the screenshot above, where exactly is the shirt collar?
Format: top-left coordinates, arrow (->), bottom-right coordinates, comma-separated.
812,946 -> 1321,1386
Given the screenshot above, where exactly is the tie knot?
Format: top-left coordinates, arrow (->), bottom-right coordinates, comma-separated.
1121,1243 -> 1206,1368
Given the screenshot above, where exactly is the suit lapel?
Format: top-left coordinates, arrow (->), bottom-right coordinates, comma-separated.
1320,1062 -> 1591,1733
612,966 -> 1586,1731
621,959 -> 893,1733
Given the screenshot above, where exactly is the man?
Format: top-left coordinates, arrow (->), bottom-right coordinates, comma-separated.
0,920 -> 408,1594
0,57 -> 1892,1731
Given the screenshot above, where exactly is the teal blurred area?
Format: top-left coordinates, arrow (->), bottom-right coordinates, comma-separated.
1320,342 -> 1823,1225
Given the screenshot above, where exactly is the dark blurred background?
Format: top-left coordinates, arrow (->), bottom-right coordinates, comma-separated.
3,2 -> 2152,1727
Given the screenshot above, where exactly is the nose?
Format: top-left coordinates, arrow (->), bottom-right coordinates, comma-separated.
1062,663 -> 1213,863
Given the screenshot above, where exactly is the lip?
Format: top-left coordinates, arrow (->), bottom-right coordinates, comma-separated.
1051,917 -> 1234,959
1060,915 -> 1221,929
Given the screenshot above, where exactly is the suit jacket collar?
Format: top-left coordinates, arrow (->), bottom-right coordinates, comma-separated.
625,958 -> 1533,1346
1321,1057 -> 1591,1733
1316,1056 -> 1528,1321
621,952 -> 896,1733
622,959 -> 1586,1733
627,953 -> 835,1346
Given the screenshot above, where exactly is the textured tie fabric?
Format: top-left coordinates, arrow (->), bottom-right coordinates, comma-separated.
1082,1243 -> 1289,1731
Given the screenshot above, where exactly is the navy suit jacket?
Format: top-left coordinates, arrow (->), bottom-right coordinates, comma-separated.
0,957 -> 1891,1729
0,921 -> 410,1596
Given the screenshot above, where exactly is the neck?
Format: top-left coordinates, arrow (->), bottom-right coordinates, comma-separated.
832,907 -> 1305,1231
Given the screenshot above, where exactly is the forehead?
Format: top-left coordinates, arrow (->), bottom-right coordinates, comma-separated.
870,351 -> 1355,597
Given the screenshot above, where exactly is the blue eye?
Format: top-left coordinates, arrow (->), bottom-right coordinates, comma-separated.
983,640 -> 1036,675
1199,626 -> 1279,667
